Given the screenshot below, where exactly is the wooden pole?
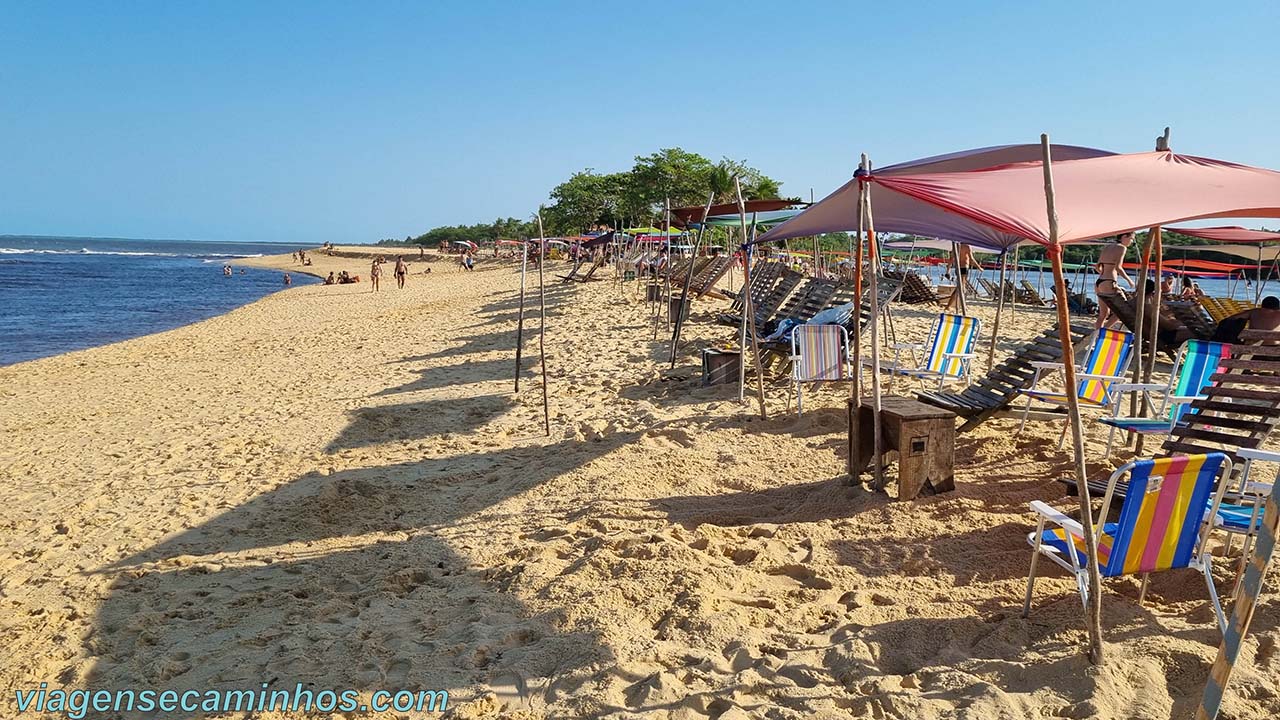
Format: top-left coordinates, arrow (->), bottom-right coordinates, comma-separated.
670,192 -> 716,367
862,155 -> 885,492
1128,228 -> 1153,430
664,197 -> 673,334
1143,227 -> 1164,391
1009,244 -> 1020,319
849,165 -> 866,483
1197,482 -> 1280,719
514,239 -> 529,392
987,248 -> 1009,370
736,177 -> 769,419
1040,134 -> 1106,665
536,212 -> 552,437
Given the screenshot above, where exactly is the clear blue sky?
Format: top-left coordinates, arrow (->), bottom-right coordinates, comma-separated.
3,1 -> 1277,244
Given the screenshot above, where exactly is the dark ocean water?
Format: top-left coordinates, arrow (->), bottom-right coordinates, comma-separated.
0,236 -> 316,365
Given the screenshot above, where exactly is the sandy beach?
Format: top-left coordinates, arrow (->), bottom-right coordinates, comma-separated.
2,248 -> 1277,719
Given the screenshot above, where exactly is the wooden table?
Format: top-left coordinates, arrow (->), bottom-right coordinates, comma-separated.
851,396 -> 956,500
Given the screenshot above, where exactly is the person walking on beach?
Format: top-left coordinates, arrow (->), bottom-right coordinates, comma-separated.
944,244 -> 976,312
394,256 -> 408,289
370,257 -> 383,292
1094,233 -> 1134,329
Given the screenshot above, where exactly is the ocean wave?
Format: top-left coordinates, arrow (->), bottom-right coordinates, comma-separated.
0,247 -> 265,259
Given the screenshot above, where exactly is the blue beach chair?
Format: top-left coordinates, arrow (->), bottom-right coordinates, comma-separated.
1099,340 -> 1230,458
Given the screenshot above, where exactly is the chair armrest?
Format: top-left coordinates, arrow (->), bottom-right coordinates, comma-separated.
1077,373 -> 1128,382
1029,361 -> 1076,371
1111,382 -> 1164,393
1167,394 -> 1206,405
941,352 -> 979,359
1238,448 -> 1280,463
891,342 -> 924,350
1030,500 -> 1085,538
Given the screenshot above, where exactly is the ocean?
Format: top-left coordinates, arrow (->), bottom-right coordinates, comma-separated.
0,236 -> 316,365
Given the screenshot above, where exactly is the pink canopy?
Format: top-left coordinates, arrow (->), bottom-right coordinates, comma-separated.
870,151 -> 1280,247
1167,225 -> 1280,243
754,143 -> 1115,250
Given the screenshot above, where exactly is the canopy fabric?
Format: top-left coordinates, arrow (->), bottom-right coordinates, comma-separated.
1122,258 -> 1251,272
869,151 -> 1280,247
1175,244 -> 1280,263
754,143 -> 1116,250
699,209 -> 804,227
1167,226 -> 1280,243
670,199 -> 801,227
884,238 -> 998,254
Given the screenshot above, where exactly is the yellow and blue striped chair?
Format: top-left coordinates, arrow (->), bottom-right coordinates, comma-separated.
1018,328 -> 1134,443
881,313 -> 982,390
789,324 -> 850,415
1023,453 -> 1232,632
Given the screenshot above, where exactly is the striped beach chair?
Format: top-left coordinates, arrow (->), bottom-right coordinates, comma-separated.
881,313 -> 982,390
1023,453 -> 1233,633
1017,328 -> 1134,442
1099,340 -> 1231,458
1212,448 -> 1280,591
790,324 -> 850,415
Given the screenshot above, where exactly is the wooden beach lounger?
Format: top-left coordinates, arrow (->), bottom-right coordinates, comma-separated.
717,267 -> 801,327
1165,299 -> 1218,339
1065,329 -> 1280,499
1097,291 -> 1186,356
1017,280 -> 1051,307
899,271 -> 941,305
917,324 -> 1094,433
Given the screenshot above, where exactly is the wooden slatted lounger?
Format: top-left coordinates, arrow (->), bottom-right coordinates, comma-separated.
899,271 -> 941,305
1165,299 -> 1218,339
1018,280 -> 1051,307
1067,329 -> 1280,498
724,260 -> 781,315
1199,296 -> 1255,323
717,267 -> 800,327
917,324 -> 1095,432
1098,291 -> 1184,356
691,255 -> 735,298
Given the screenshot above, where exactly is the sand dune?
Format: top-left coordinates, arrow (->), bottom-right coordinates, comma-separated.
1,249 -> 1276,719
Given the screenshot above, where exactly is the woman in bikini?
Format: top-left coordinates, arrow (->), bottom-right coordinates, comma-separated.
1094,233 -> 1135,329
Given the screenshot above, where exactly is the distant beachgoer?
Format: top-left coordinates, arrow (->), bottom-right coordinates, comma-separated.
370,258 -> 383,291
283,273 -> 292,286
944,244 -> 977,312
325,271 -> 336,285
419,246 -> 425,259
394,256 -> 408,288
463,251 -> 475,271
1162,276 -> 1176,296
223,264 -> 232,277
1094,233 -> 1134,329
239,268 -> 246,275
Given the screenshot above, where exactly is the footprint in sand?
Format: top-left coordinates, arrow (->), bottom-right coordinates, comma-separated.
767,564 -> 834,590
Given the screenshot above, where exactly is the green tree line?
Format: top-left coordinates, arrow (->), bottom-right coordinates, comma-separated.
378,147 -> 790,247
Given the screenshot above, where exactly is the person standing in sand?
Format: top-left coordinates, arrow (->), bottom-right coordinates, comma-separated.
370,257 -> 383,292
394,256 -> 408,289
1094,233 -> 1134,329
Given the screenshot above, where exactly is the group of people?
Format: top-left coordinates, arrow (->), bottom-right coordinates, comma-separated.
1091,232 -> 1279,344
292,249 -> 312,266
369,255 -> 412,291
323,270 -> 358,285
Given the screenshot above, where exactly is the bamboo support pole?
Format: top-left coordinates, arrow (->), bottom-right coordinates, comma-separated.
536,213 -> 551,436
861,156 -> 885,491
670,193 -> 715,367
1040,134 -> 1106,665
514,239 -> 529,392
736,178 -> 768,419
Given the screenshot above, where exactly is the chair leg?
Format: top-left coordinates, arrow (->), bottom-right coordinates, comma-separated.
1056,418 -> 1069,449
1104,424 -> 1118,459
1201,557 -> 1227,634
1137,573 -> 1150,605
1018,401 -> 1032,434
1023,521 -> 1046,618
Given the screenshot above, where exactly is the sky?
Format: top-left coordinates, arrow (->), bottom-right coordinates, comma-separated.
2,1 -> 1278,244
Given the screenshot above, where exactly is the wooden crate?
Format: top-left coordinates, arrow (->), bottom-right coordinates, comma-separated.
852,396 -> 956,500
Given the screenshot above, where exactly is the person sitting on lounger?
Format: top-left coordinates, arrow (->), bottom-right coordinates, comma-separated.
1142,279 -> 1191,347
1212,295 -> 1280,343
